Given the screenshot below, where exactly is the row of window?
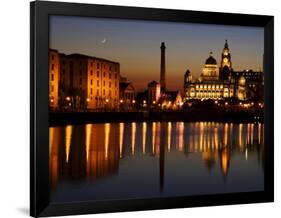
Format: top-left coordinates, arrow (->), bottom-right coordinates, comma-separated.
90,62 -> 118,71
60,68 -> 118,79
191,90 -> 230,93
195,84 -> 224,89
90,70 -> 118,79
89,89 -> 118,97
90,80 -> 118,88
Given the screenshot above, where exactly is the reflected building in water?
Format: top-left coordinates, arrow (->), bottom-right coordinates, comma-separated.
50,121 -> 264,191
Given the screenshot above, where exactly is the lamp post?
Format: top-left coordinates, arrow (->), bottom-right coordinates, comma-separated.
66,96 -> 71,111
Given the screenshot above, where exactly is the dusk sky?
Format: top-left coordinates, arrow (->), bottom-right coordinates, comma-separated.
50,16 -> 264,91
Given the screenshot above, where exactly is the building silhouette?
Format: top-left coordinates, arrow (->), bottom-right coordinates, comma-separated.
160,42 -> 166,92
119,77 -> 136,111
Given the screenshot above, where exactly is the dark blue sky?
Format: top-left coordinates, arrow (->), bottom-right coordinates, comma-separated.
50,16 -> 264,91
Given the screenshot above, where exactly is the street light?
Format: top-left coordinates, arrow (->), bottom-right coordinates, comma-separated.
132,99 -> 135,104
120,99 -> 123,103
66,96 -> 71,101
86,98 -> 90,102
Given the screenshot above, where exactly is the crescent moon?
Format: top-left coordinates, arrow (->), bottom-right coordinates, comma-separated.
101,38 -> 106,43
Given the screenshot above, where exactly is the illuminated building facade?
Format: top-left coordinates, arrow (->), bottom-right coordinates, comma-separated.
234,70 -> 264,100
49,49 -> 60,110
184,40 -> 257,101
119,79 -> 136,111
49,49 -> 120,111
158,91 -> 183,110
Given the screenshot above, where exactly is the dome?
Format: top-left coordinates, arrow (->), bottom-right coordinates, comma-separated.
239,76 -> 246,86
205,53 -> 217,65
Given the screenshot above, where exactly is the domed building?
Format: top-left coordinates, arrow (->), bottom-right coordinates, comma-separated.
199,52 -> 219,81
184,40 -> 245,100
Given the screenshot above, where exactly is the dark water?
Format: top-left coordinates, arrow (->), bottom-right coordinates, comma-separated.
49,122 -> 264,203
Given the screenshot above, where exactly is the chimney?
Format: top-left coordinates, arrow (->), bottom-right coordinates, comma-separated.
160,42 -> 166,92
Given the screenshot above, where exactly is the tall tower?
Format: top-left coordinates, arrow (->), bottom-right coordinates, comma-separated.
221,40 -> 232,69
160,42 -> 166,92
220,40 -> 233,81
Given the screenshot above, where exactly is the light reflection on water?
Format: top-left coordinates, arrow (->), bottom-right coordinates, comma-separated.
49,122 -> 264,203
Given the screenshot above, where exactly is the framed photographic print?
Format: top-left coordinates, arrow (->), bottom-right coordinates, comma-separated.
30,1 -> 274,217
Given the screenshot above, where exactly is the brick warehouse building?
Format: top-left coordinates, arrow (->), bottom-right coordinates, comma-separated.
49,49 -> 120,111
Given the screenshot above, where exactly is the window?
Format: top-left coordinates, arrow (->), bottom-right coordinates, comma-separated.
103,81 -> 105,86
109,73 -> 111,79
51,64 -> 54,70
97,80 -> 99,87
90,70 -> 93,76
103,89 -> 105,95
97,71 -> 99,77
91,62 -> 93,67
109,82 -> 111,88
109,90 -> 111,97
51,74 -> 54,81
109,66 -> 112,71
90,79 -> 93,85
51,85 -> 54,92
115,73 -> 117,79
115,81 -> 117,87
97,89 -> 99,96
51,55 -> 54,60
90,88 -> 93,94
97,63 -> 100,69
103,72 -> 105,77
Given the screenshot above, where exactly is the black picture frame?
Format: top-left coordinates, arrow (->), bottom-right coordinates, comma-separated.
30,1 -> 274,217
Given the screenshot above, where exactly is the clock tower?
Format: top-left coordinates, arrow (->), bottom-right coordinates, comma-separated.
220,40 -> 233,81
221,39 -> 232,69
